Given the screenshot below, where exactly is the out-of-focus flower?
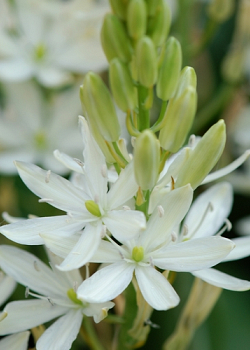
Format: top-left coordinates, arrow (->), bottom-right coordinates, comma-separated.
0,0 -> 109,87
0,245 -> 114,350
0,81 -> 82,174
0,332 -> 30,350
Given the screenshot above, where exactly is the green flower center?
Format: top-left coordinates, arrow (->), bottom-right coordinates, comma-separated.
85,200 -> 102,217
34,43 -> 46,61
67,288 -> 88,307
34,131 -> 47,150
132,246 -> 144,262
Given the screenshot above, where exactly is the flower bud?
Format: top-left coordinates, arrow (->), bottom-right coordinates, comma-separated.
175,66 -> 197,99
109,58 -> 137,112
175,120 -> 226,189
127,0 -> 147,40
134,130 -> 160,190
207,0 -> 234,23
136,36 -> 158,87
80,72 -> 120,142
159,87 -> 197,153
145,0 -> 161,16
109,0 -> 128,20
147,0 -> 171,47
156,37 -> 182,101
101,14 -> 133,63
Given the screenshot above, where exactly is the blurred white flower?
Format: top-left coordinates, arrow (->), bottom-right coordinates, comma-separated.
0,0 -> 109,87
0,332 -> 30,350
0,81 -> 82,174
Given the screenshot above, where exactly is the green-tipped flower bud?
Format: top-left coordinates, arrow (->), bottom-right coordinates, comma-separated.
147,0 -> 171,47
207,0 -> 234,23
109,58 -> 137,112
145,0 -> 161,16
136,36 -> 158,87
157,37 -> 182,101
175,66 -> 197,99
127,0 -> 147,40
159,87 -> 197,153
80,72 -> 120,142
134,130 -> 160,190
176,120 -> 226,189
101,14 -> 133,63
109,0 -> 128,20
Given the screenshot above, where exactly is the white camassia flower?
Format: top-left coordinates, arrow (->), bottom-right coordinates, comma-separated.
0,245 -> 114,350
182,182 -> 250,290
0,81 -> 82,174
0,117 -> 146,270
77,185 -> 235,310
0,0 -> 109,87
0,332 -> 30,350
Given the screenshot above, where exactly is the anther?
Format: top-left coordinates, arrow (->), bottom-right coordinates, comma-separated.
101,164 -> 107,178
74,158 -> 84,168
34,260 -> 40,271
123,206 -> 131,211
171,232 -> 177,242
157,205 -> 164,217
47,297 -> 55,306
188,134 -> 196,148
101,225 -> 107,238
39,198 -> 54,203
45,170 -> 51,183
182,224 -> 189,237
171,176 -> 175,190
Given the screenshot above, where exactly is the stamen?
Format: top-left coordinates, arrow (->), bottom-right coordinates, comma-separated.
34,260 -> 40,271
105,233 -> 124,257
85,264 -> 90,279
38,198 -> 54,203
74,158 -> 84,168
171,232 -> 177,242
101,164 -> 107,178
171,176 -> 175,190
123,206 -> 131,211
188,134 -> 196,147
45,170 -> 51,183
94,195 -> 99,204
26,290 -> 55,305
144,319 -> 160,329
131,136 -> 136,148
157,205 -> 164,217
181,224 -> 189,237
189,202 -> 213,238
101,225 -> 107,238
216,219 -> 232,236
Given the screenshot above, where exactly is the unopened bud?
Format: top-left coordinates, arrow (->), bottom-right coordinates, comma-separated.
101,14 -> 133,63
176,120 -> 226,189
136,36 -> 158,87
157,37 -> 182,101
109,0 -> 128,20
175,66 -> 197,99
134,130 -> 160,190
222,49 -> 244,83
147,0 -> 171,47
145,0 -> 161,17
109,58 -> 137,112
207,0 -> 234,23
127,0 -> 147,40
80,72 -> 120,142
159,87 -> 197,152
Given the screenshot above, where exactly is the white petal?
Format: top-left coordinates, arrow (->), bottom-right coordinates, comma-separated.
83,301 -> 115,323
141,185 -> 193,251
202,150 -> 250,184
0,59 -> 33,81
0,300 -> 67,335
107,162 -> 138,209
0,216 -> 83,245
54,150 -> 83,173
15,161 -> 88,213
40,232 -> 80,258
36,66 -> 73,88
37,310 -> 82,350
184,182 -> 233,239
0,275 -> 16,306
57,223 -> 102,271
0,245 -> 66,296
135,266 -> 180,310
0,331 -> 30,350
77,261 -> 134,303
152,237 -> 235,271
90,240 -> 121,263
223,236 -> 250,262
104,210 -> 146,243
193,268 -> 250,291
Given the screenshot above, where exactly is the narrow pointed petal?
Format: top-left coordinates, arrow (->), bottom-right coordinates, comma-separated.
57,223 -> 102,271
223,236 -> 250,262
108,162 -> 138,209
77,261 -> 134,303
193,268 -> 250,291
37,310 -> 82,350
141,185 -> 193,250
0,245 -> 66,296
152,237 -> 235,271
0,275 -> 16,306
79,116 -> 107,205
202,150 -> 250,184
54,149 -> 84,173
184,182 -> 233,239
135,266 -> 180,310
104,210 -> 146,242
0,216 -> 83,245
0,300 -> 67,335
83,301 -> 115,323
40,232 -> 80,259
15,161 -> 87,213
0,331 -> 30,350
90,240 -> 121,263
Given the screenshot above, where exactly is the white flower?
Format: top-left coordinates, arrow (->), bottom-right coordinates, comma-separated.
0,245 -> 114,350
0,332 -> 30,350
0,117 -> 146,270
0,0 -> 109,87
182,182 -> 250,291
0,81 -> 82,174
77,185 -> 235,310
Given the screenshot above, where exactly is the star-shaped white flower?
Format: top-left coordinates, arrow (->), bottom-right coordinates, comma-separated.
0,117 -> 146,270
77,185 -> 235,310
0,245 -> 114,350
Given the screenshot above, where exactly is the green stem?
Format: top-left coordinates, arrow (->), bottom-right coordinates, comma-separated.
137,85 -> 150,131
80,317 -> 106,350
